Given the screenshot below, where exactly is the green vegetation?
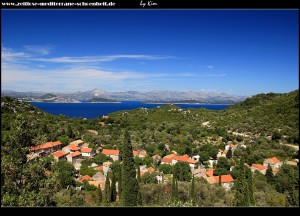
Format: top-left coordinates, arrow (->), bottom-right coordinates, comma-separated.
1,89 -> 299,207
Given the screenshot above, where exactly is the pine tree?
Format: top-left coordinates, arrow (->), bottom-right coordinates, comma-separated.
190,174 -> 196,205
110,171 -> 117,202
121,130 -> 140,206
104,173 -> 111,203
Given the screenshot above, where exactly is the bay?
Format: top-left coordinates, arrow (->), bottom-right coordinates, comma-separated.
30,101 -> 230,119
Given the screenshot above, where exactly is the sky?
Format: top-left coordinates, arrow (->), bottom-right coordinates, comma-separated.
1,9 -> 299,96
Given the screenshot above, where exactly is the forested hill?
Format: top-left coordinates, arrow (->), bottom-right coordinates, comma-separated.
1,90 -> 299,207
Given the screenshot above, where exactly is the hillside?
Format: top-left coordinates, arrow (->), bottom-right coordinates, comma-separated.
1,90 -> 299,207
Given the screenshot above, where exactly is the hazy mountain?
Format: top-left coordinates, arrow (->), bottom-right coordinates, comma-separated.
1,89 -> 248,104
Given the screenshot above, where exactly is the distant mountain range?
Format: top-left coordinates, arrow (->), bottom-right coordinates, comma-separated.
1,89 -> 248,104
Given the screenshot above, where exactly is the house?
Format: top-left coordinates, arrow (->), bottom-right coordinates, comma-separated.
66,151 -> 81,164
192,155 -> 200,161
92,172 -> 106,181
70,140 -> 84,148
147,167 -> 155,173
63,144 -> 81,153
52,150 -> 68,161
81,147 -> 95,157
207,158 -> 218,168
205,169 -> 215,177
29,141 -> 62,155
156,172 -> 164,183
172,155 -> 198,169
78,175 -> 93,183
133,150 -> 147,158
217,149 -> 226,158
88,181 -> 106,190
251,164 -> 267,175
208,174 -> 234,190
225,143 -> 236,151
95,165 -> 103,171
102,149 -> 120,161
161,157 -> 173,165
98,122 -> 105,126
152,154 -> 161,163
103,161 -> 112,176
87,129 -> 98,135
263,157 -> 282,169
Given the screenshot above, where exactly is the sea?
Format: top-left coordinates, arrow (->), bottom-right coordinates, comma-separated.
30,101 -> 230,119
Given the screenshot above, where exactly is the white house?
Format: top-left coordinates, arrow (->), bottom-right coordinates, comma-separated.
66,151 -> 81,164
102,149 -> 120,161
81,147 -> 95,157
251,164 -> 267,175
263,157 -> 282,169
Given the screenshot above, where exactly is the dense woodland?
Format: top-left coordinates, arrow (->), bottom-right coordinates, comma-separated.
1,89 -> 299,207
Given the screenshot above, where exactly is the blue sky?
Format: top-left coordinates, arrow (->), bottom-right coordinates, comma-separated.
1,10 -> 298,96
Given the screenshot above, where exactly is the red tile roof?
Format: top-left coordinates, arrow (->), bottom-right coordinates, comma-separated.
30,141 -> 62,151
252,164 -> 266,171
102,149 -> 120,155
213,174 -> 234,183
78,175 -> 93,182
164,154 -> 176,159
162,157 -> 172,164
270,157 -> 280,164
69,151 -> 81,157
95,166 -> 103,171
81,147 -> 93,153
70,140 -> 84,146
205,169 -> 214,177
133,150 -> 147,156
173,155 -> 197,164
52,151 -> 67,158
68,144 -> 80,151
148,167 -> 155,173
152,154 -> 161,159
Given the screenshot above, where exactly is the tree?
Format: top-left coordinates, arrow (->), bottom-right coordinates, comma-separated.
190,174 -> 196,205
265,164 -> 274,183
110,171 -> 117,202
98,184 -> 102,205
104,173 -> 111,203
121,130 -> 140,206
226,147 -> 233,159
137,164 -> 141,183
173,162 -> 192,182
233,159 -> 254,206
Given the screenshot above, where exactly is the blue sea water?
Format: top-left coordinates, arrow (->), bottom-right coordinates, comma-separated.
30,101 -> 230,119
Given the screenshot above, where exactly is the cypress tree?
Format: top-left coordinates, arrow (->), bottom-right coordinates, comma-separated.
118,167 -> 122,201
191,174 -> 195,205
218,174 -> 222,186
121,130 -> 139,206
171,166 -> 177,202
98,184 -> 102,205
245,167 -> 255,206
137,164 -> 141,183
104,173 -> 111,203
226,147 -> 233,159
110,171 -> 117,202
266,164 -> 274,183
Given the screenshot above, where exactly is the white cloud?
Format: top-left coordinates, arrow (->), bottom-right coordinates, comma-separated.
207,65 -> 214,69
23,45 -> 53,55
31,54 -> 173,63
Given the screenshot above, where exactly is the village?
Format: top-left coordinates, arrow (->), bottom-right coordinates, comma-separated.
27,135 -> 298,192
